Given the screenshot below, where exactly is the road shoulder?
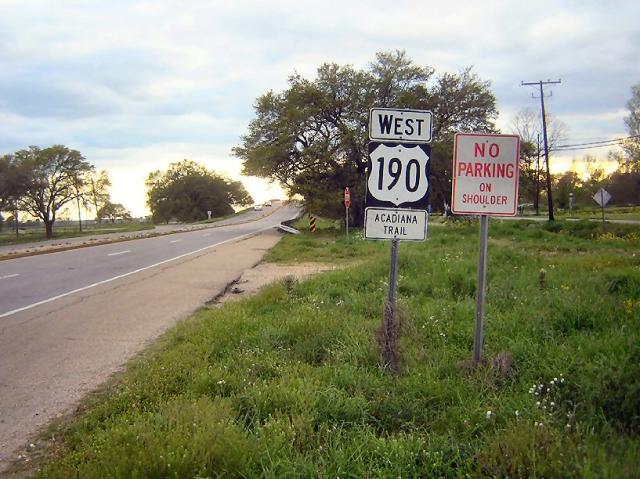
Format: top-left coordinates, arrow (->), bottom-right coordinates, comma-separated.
0,229 -> 284,473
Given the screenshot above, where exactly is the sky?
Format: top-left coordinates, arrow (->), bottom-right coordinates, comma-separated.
1,0 -> 638,217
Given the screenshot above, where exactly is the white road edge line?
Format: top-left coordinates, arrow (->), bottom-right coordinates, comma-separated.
107,250 -> 131,257
0,225 -> 276,319
169,239 -> 182,243
0,273 -> 20,280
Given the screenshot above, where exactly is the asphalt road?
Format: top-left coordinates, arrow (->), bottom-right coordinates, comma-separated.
0,202 -> 301,471
0,202 -> 300,317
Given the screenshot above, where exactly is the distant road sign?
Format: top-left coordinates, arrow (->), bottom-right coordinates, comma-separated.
365,207 -> 427,241
344,187 -> 351,208
593,188 -> 611,207
366,142 -> 431,210
451,133 -> 520,216
369,108 -> 433,143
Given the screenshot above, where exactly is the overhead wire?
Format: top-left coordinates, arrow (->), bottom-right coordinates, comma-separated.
552,134 -> 639,152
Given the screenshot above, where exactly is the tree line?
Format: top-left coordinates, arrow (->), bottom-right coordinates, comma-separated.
0,145 -> 123,239
1,147 -> 253,239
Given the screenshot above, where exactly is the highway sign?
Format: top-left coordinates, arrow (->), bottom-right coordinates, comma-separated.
344,187 -> 351,208
366,142 -> 431,210
369,108 -> 433,143
451,133 -> 520,216
365,207 -> 427,241
593,188 -> 611,207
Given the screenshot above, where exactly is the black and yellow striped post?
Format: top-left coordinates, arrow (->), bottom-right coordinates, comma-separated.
308,213 -> 317,233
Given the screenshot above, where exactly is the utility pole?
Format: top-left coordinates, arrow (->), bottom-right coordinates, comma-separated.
536,133 -> 540,216
521,79 -> 561,221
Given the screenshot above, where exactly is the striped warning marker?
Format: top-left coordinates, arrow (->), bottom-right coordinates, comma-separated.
309,214 -> 317,233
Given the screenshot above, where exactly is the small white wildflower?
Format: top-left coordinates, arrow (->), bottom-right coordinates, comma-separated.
216,380 -> 225,385
486,410 -> 493,419
565,424 -> 571,430
550,402 -> 555,407
536,401 -> 541,407
515,410 -> 520,417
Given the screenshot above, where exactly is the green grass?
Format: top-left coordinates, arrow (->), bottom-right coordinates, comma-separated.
546,205 -> 640,221
0,222 -> 154,246
33,217 -> 640,478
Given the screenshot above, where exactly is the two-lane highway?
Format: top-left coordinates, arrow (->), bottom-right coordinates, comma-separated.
0,202 -> 300,469
0,202 -> 299,317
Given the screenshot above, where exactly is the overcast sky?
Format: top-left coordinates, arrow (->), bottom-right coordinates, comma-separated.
1,0 -> 638,216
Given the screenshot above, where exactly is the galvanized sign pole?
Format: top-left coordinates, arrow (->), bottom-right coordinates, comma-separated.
344,187 -> 351,242
473,215 -> 489,367
346,206 -> 349,241
365,108 -> 434,372
388,238 -> 400,307
451,133 -> 520,368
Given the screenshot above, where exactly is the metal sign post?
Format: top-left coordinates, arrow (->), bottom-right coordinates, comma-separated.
365,107 -> 433,372
593,188 -> 611,225
451,133 -> 520,368
344,187 -> 351,242
388,238 -> 400,307
473,215 -> 489,367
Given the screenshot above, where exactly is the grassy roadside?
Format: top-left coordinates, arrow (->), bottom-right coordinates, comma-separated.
537,205 -> 640,221
29,217 -> 640,477
0,222 -> 154,246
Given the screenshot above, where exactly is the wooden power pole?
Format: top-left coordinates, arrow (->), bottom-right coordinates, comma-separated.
521,79 -> 561,221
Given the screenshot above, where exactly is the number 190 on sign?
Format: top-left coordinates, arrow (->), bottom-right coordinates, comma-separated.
366,143 -> 430,209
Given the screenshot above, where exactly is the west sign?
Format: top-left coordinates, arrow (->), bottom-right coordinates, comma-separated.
369,108 -> 433,143
451,133 -> 520,216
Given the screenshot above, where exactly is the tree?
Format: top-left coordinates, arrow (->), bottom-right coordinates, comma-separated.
145,160 -> 253,223
87,170 -> 112,223
97,201 -> 132,223
71,174 -> 92,232
234,51 -> 498,223
511,108 -> 567,213
0,154 -> 34,237
553,171 -> 582,209
622,82 -> 640,170
605,169 -> 640,204
15,145 -> 94,239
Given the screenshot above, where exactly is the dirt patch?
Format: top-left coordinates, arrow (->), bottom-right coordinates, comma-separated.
211,262 -> 339,305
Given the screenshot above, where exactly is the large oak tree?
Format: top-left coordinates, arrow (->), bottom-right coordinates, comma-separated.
146,160 -> 253,223
14,145 -> 94,238
234,50 -> 498,223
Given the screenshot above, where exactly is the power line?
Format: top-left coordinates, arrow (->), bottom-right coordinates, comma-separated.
554,134 -> 640,150
552,143 -> 623,152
